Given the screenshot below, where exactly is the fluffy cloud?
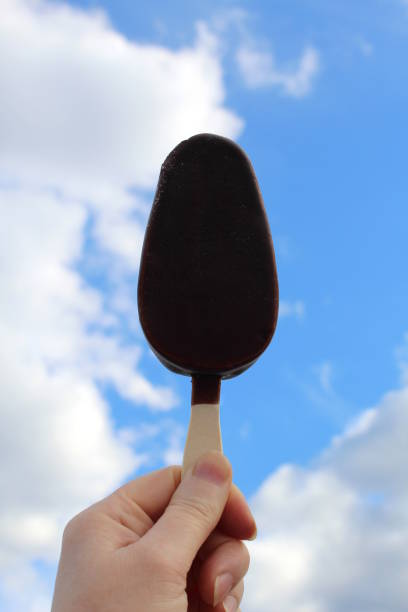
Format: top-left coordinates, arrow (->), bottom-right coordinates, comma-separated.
208,8 -> 320,97
245,382 -> 408,611
0,0 -> 242,193
0,188 -> 175,565
237,45 -> 319,97
0,0 -> 243,607
0,0 -> 243,266
0,186 -> 143,609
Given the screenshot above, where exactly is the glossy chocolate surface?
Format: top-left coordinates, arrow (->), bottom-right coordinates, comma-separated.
138,133 -> 278,379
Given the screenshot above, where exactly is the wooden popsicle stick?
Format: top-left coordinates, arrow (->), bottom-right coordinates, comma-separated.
182,403 -> 222,477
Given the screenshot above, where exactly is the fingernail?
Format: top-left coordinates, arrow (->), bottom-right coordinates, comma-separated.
193,452 -> 231,487
213,572 -> 234,606
223,594 -> 238,612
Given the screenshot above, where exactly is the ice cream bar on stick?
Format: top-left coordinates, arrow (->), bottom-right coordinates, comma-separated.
138,133 -> 279,475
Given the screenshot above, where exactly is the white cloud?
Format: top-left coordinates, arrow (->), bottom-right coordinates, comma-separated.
0,564 -> 52,612
192,8 -> 320,98
237,45 -> 319,97
0,1 -> 242,195
1,188 -> 175,410
0,188 -> 146,572
279,299 -> 305,319
162,422 -> 185,466
208,8 -> 319,97
0,0 -> 244,607
0,0 -> 243,267
245,383 -> 408,611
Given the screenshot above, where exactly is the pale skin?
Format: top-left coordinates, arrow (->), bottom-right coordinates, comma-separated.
52,451 -> 256,612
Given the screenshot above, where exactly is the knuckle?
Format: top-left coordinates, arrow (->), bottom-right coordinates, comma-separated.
112,490 -> 153,533
62,509 -> 94,544
62,515 -> 81,544
171,495 -> 215,528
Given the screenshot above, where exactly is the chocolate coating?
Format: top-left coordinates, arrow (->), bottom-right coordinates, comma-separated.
138,133 -> 279,379
191,375 -> 221,405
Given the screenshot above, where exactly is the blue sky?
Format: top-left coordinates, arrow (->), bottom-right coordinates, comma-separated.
72,0 -> 408,488
1,0 -> 408,610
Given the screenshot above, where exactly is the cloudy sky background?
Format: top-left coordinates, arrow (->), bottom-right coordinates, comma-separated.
1,0 -> 408,609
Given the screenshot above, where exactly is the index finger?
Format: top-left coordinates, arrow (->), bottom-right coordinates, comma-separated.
217,483 -> 257,541
116,465 -> 181,522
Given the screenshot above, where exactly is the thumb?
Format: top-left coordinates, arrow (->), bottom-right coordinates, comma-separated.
143,451 -> 232,575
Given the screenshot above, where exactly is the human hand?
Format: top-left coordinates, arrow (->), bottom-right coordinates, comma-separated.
51,451 -> 256,611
